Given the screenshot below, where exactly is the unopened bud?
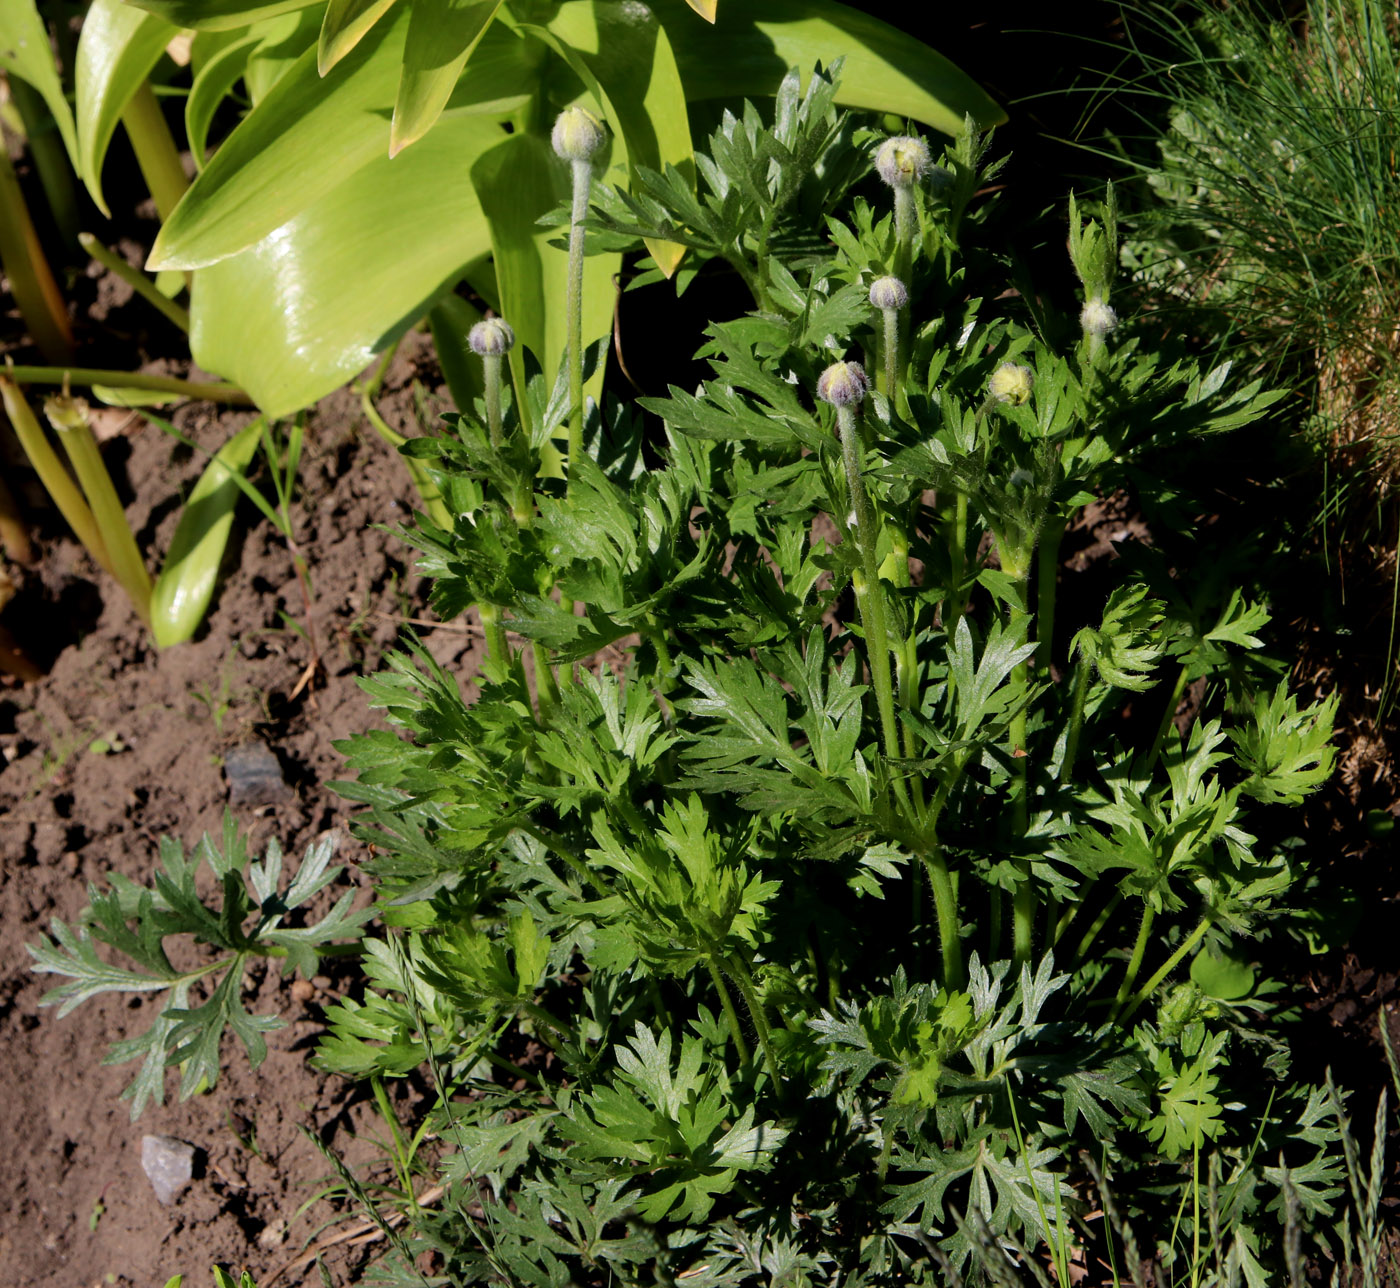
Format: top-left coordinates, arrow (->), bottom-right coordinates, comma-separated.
869,276 -> 909,311
1080,297 -> 1118,338
816,361 -> 870,408
468,317 -> 515,358
874,135 -> 931,189
989,362 -> 1034,406
551,106 -> 606,164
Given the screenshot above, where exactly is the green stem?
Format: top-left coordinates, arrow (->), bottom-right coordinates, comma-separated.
120,81 -> 188,224
707,960 -> 750,1066
893,186 -> 915,292
483,352 -> 504,449
881,305 -> 900,405
518,998 -> 577,1045
8,76 -> 79,246
0,146 -> 73,362
1116,914 -> 1211,1028
1146,664 -> 1191,768
565,156 -> 591,487
1060,657 -> 1093,784
948,491 -> 968,632
47,395 -> 153,627
726,955 -> 781,1088
7,365 -> 249,404
1035,517 -> 1067,672
478,601 -> 509,668
836,404 -> 903,777
921,848 -> 964,989
1111,904 -> 1156,1019
1,375 -> 112,574
79,233 -> 189,332
1006,557 -> 1034,964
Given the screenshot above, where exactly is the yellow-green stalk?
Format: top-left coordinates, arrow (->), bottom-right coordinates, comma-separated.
44,392 -> 153,628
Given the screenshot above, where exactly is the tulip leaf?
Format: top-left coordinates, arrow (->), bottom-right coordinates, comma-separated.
186,31 -> 261,167
243,5 -> 323,103
187,112 -> 501,417
684,0 -> 716,20
530,0 -> 692,276
391,0 -> 503,157
122,0 -> 320,31
427,294 -> 486,414
657,0 -> 1005,135
151,13 -> 531,270
318,0 -> 399,74
75,0 -> 178,215
471,132 -> 618,432
0,0 -> 80,170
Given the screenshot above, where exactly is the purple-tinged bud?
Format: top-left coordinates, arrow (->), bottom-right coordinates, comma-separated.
1080,297 -> 1118,338
817,361 -> 870,408
989,362 -> 1034,406
468,317 -> 515,358
874,135 -> 931,189
551,106 -> 606,164
869,276 -> 909,311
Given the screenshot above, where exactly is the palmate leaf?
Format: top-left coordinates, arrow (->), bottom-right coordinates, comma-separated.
1231,682 -> 1338,805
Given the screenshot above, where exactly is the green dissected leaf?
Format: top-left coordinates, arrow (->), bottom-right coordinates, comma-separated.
188,109 -> 504,416
471,132 -> 618,421
946,613 -> 1038,737
392,0 -> 502,155
318,0 -> 398,73
1145,1027 -> 1229,1159
655,0 -> 1004,136
75,0 -> 178,215
124,0 -> 320,29
166,966 -> 284,1097
1070,583 -> 1166,693
1231,682 -> 1338,805
1,0 -> 80,169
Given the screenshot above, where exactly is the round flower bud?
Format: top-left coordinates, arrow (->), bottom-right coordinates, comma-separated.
989,362 -> 1034,407
874,135 -> 931,189
1080,297 -> 1118,338
869,275 -> 909,311
468,317 -> 515,358
551,106 -> 606,164
816,361 -> 870,408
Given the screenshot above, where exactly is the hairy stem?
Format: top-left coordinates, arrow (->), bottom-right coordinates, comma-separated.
1112,903 -> 1156,1020
726,955 -> 781,1088
1036,517 -> 1067,672
706,960 -> 751,1064
1060,656 -> 1093,784
565,156 -> 591,486
1116,914 -> 1211,1027
922,848 -> 964,990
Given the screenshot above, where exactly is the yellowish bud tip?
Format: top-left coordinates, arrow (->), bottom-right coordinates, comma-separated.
989,362 -> 1034,406
551,106 -> 607,164
874,135 -> 931,189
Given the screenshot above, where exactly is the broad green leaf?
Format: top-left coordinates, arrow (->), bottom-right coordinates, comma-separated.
150,12 -> 531,270
656,0 -> 1005,135
318,0 -> 398,73
123,0 -> 320,30
684,0 -> 716,19
0,0 -> 80,170
243,4 -> 323,103
1190,945 -> 1256,1001
186,29 -> 262,166
391,0 -> 503,156
188,110 -> 502,416
471,132 -> 618,419
75,0 -> 177,215
530,0 -> 692,276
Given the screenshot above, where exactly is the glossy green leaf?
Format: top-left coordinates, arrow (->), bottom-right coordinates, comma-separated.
1190,947 -> 1256,1002
243,5 -> 323,103
529,0 -> 691,275
427,294 -> 486,414
187,112 -> 501,417
471,132 -> 618,423
122,0 -> 319,31
150,13 -> 531,270
151,418 -> 264,647
318,0 -> 398,73
684,0 -> 716,19
186,31 -> 261,167
656,0 -> 1005,135
0,0 -> 80,170
390,0 -> 502,156
75,0 -> 178,216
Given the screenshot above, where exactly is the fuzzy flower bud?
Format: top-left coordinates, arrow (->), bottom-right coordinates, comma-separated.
869,275 -> 909,311
989,362 -> 1034,407
874,135 -> 931,189
816,361 -> 870,408
1080,297 -> 1118,338
468,317 -> 515,358
551,106 -> 606,164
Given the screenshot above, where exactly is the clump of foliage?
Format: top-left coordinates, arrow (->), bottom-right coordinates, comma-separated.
316,66 -> 1344,1283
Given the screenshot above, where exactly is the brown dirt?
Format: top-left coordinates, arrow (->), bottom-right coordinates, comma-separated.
0,331 -> 480,1288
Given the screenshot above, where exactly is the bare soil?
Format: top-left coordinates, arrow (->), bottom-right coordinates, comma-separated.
0,331 -> 481,1288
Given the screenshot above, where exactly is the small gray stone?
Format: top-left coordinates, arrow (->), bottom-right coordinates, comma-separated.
224,742 -> 292,806
141,1134 -> 196,1205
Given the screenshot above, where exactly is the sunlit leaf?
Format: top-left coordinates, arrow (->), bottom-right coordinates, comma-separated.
657,0 -> 1005,135
243,4 -> 322,103
683,0 -> 716,20
0,0 -> 80,169
122,0 -> 320,30
318,0 -> 398,73
391,0 -> 503,156
188,111 -> 503,416
75,0 -> 177,215
186,29 -> 261,166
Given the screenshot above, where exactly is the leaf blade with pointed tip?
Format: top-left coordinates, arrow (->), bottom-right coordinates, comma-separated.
0,0 -> 80,169
318,0 -> 398,73
391,0 -> 503,156
121,0 -> 319,30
